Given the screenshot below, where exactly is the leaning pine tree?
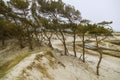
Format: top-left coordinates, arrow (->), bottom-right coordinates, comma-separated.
89,23 -> 112,75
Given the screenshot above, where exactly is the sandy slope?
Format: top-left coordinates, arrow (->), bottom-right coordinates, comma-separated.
0,53 -> 37,80
1,36 -> 120,80
1,51 -> 98,80
52,36 -> 120,80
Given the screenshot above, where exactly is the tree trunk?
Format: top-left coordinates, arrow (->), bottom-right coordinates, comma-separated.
63,40 -> 67,55
18,36 -> 24,49
1,32 -> 5,46
27,28 -> 33,50
34,29 -> 42,47
95,35 -> 102,75
48,38 -> 53,49
2,38 -> 5,46
12,17 -> 24,48
60,31 -> 68,55
82,33 -> 85,62
28,35 -> 33,50
73,32 -> 77,57
96,48 -> 103,75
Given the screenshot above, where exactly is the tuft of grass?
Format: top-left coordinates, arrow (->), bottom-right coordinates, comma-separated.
34,54 -> 44,61
105,40 -> 120,46
103,50 -> 120,58
44,50 -> 55,58
36,64 -> 53,79
0,52 -> 30,78
44,50 -> 57,69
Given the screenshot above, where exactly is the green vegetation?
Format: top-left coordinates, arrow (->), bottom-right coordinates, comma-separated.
0,52 -> 29,78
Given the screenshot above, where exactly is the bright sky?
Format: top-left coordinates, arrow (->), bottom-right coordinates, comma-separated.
62,0 -> 120,32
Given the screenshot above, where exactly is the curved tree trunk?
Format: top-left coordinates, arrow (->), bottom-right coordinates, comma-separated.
95,34 -> 103,75
48,38 -> 53,49
43,30 -> 53,49
60,30 -> 68,55
96,48 -> 103,75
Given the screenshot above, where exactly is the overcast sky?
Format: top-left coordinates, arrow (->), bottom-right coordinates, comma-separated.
62,0 -> 120,32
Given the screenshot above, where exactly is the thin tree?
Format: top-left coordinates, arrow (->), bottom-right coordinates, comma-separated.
77,24 -> 89,62
77,19 -> 90,62
89,23 -> 112,75
62,5 -> 81,57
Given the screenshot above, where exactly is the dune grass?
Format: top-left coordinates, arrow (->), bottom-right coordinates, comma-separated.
0,52 -> 30,78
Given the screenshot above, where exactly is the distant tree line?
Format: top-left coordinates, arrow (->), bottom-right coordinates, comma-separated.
0,0 -> 113,75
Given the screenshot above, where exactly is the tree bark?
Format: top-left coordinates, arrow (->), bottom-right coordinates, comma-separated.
2,38 -> 5,46
95,35 -> 103,75
73,32 -> 77,57
63,40 -> 67,55
48,38 -> 53,49
18,37 -> 24,48
96,48 -> 103,75
28,34 -> 33,50
82,33 -> 85,62
27,28 -> 33,50
60,30 -> 68,55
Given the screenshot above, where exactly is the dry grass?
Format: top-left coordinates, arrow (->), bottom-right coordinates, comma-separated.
103,50 -> 120,58
29,50 -> 55,80
34,54 -> 43,61
0,52 -> 29,78
108,40 -> 120,46
44,50 -> 57,69
36,64 -> 53,79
